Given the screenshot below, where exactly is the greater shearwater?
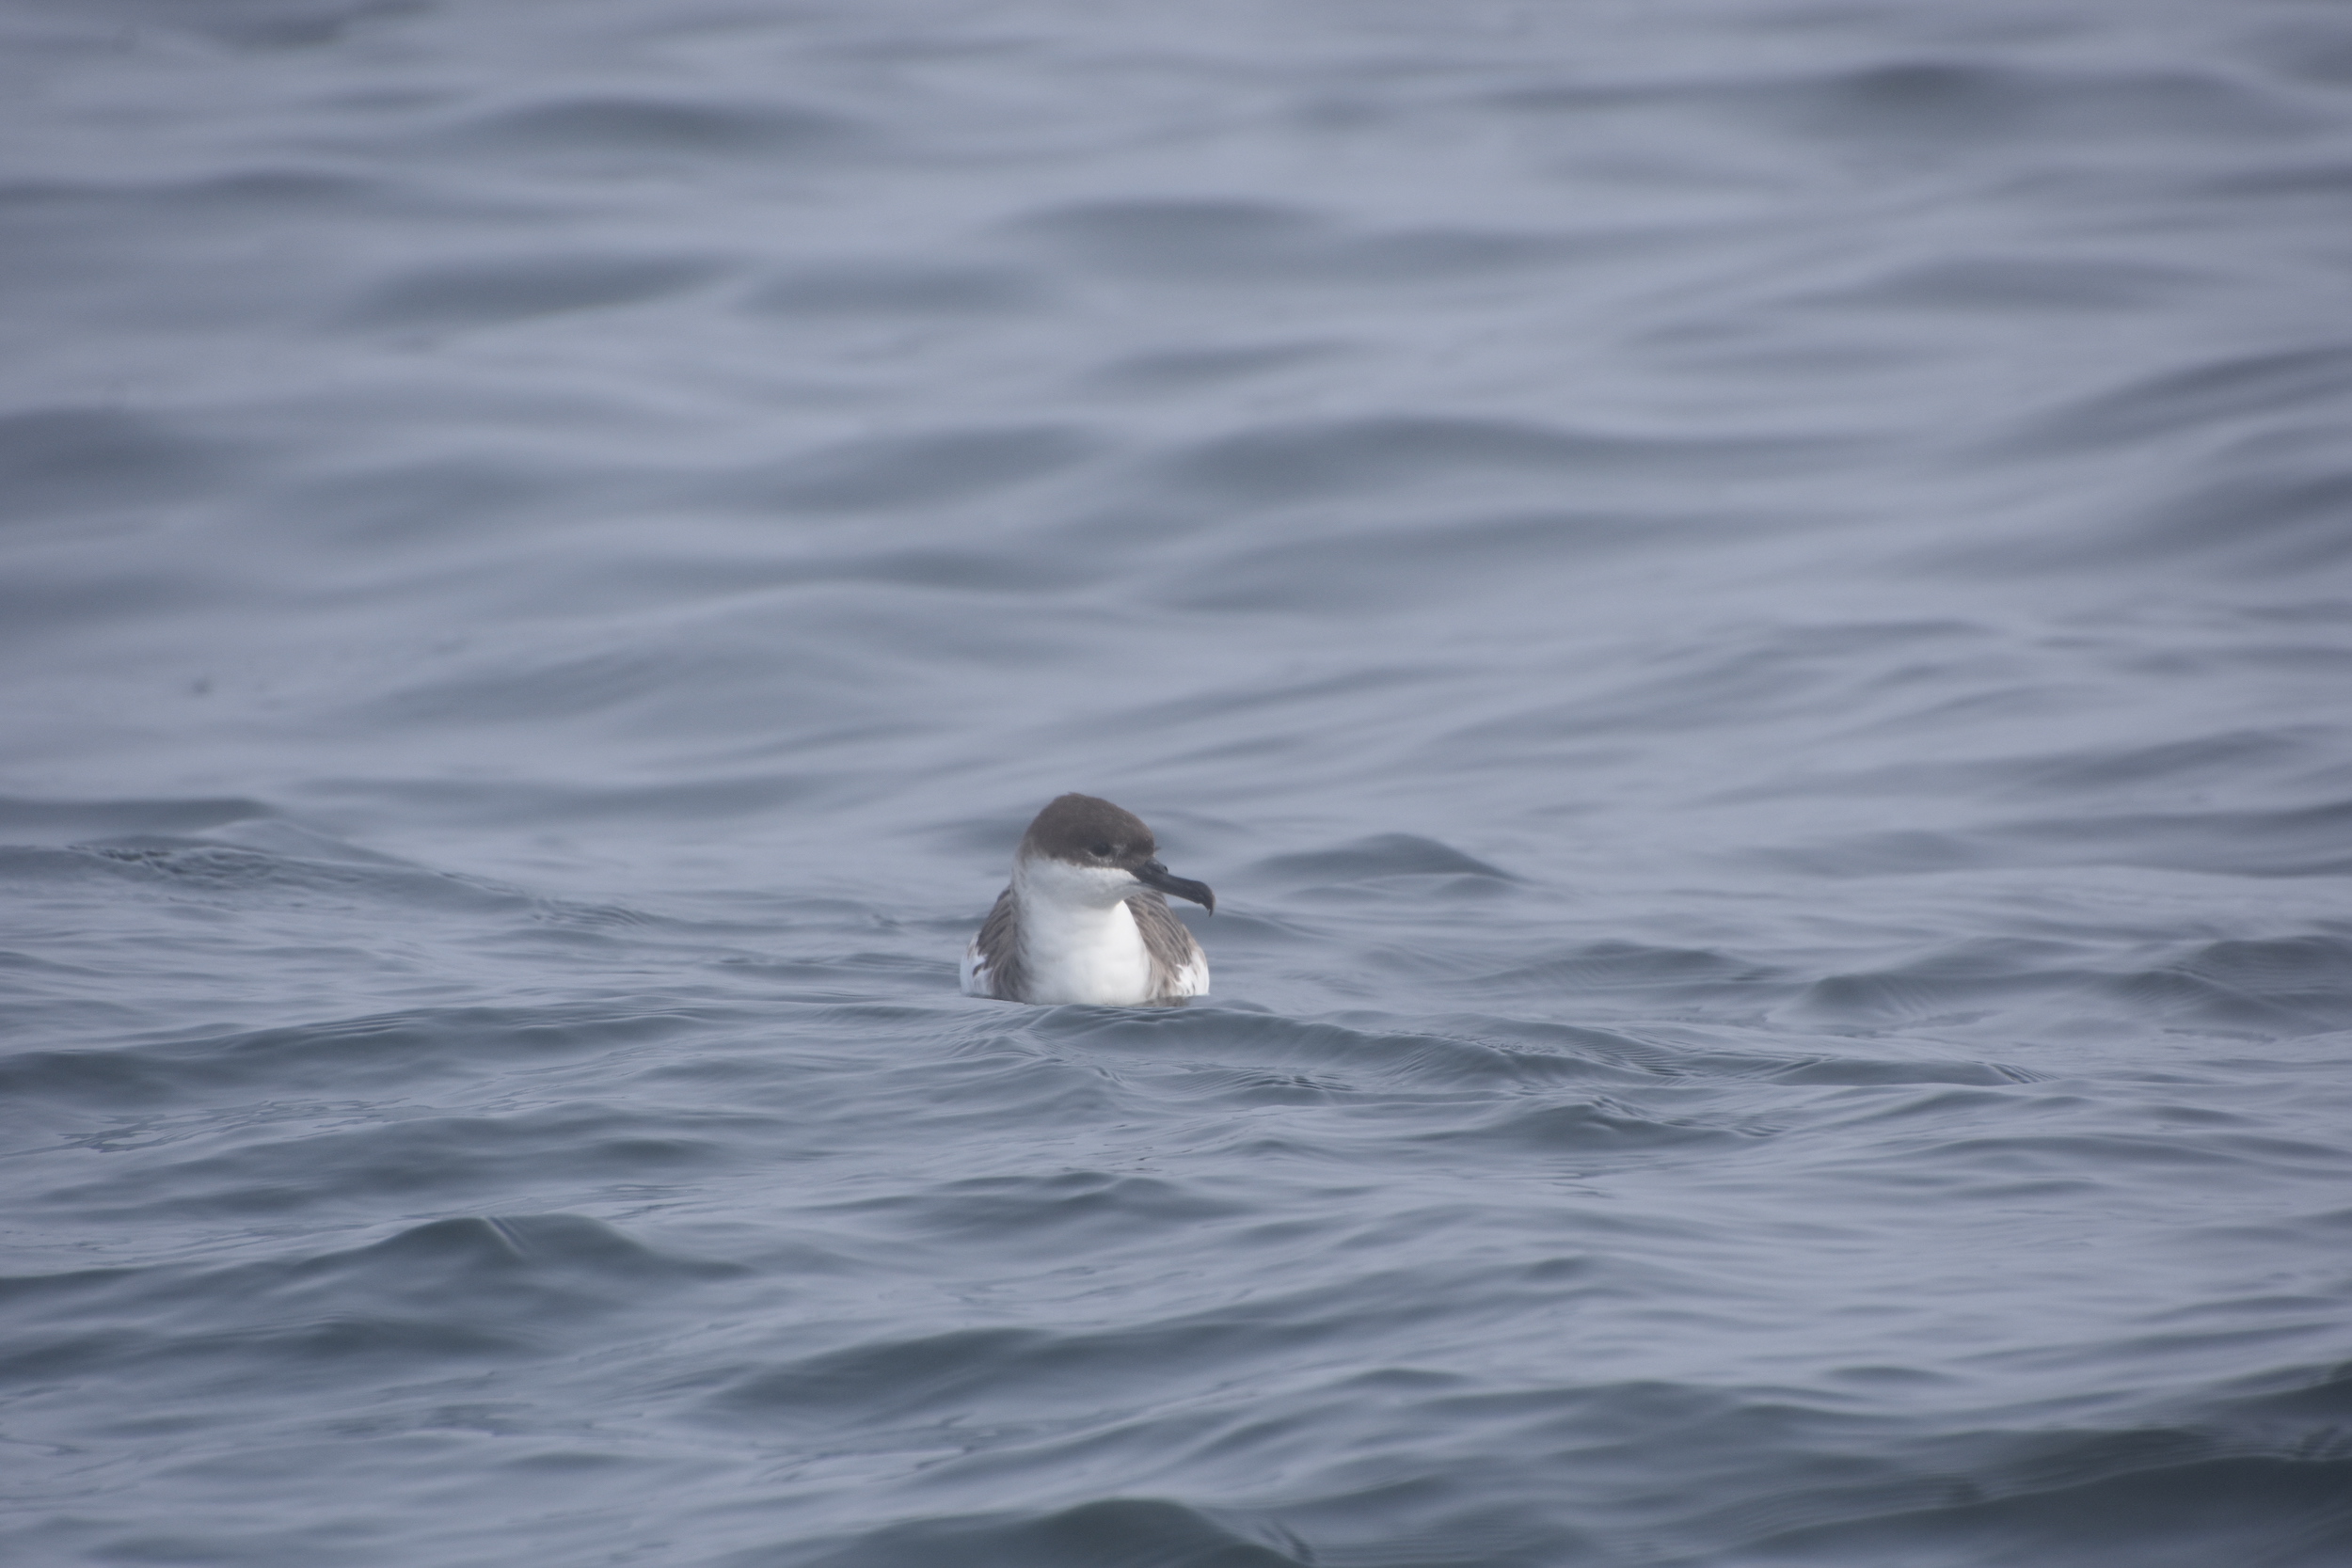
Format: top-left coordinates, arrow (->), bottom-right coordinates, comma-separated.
960,793 -> 1214,1006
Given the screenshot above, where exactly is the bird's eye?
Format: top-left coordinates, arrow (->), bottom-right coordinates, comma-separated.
1090,843 -> 1113,857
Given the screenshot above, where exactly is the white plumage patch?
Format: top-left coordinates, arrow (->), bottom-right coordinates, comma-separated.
1012,862 -> 1155,1006
1167,948 -> 1210,998
963,856 -> 1208,1006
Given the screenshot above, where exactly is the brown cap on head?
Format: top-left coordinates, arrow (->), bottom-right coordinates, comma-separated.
1016,793 -> 1214,911
1020,793 -> 1156,865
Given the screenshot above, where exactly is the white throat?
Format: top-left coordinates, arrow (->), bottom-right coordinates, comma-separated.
1011,853 -> 1151,1006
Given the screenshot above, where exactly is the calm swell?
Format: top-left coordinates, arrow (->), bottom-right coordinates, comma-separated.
4,2 -> 2351,1564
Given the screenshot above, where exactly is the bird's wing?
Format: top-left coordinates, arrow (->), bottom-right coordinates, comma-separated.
961,885 -> 1025,1000
1127,891 -> 1209,1001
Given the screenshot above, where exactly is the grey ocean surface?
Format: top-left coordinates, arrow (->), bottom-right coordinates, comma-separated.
6,1 -> 2352,1563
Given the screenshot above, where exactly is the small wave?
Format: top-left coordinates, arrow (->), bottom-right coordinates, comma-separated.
743,261 -> 1047,318
1710,55 -> 2308,152
0,794 -> 274,843
1087,341 -> 1342,392
829,1169 -> 1242,1254
1252,833 -> 1517,885
706,424 -> 1101,515
2181,936 -> 2352,998
359,644 -> 753,725
46,1104 -> 739,1226
1167,509 -> 1707,613
1792,933 -> 2352,1037
1013,196 -> 1567,286
0,1214 -> 739,1387
2121,462 -> 2352,578
103,0 -> 413,52
7,832 -> 523,919
451,94 -> 856,156
0,1003 -> 711,1106
0,404 -> 236,523
709,1318 -> 1314,1429
1810,252 -> 2198,316
1030,1006 -> 1625,1094
1152,415 -> 1725,508
1422,1095 -> 1753,1156
334,1212 -> 743,1286
346,252 -> 725,329
1761,795 -> 2352,880
2012,343 -> 2352,455
1459,940 -> 1776,996
2097,961 -> 2352,1037
787,1497 -> 1304,1568
1736,1445 -> 2352,1567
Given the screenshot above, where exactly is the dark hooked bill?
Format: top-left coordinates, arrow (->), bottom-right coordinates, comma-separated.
1134,859 -> 1215,912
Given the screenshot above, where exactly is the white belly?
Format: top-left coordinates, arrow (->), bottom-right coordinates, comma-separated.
1020,897 -> 1153,1006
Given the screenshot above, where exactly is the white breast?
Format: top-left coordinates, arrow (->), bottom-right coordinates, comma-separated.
1020,890 -> 1153,1006
1009,857 -> 1156,1006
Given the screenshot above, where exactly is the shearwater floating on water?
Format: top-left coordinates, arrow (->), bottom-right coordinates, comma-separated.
961,794 -> 1214,1006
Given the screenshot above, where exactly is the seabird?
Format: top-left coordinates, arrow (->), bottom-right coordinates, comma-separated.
961,793 -> 1214,1006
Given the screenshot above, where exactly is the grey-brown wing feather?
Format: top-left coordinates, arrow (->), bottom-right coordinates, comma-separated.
1127,892 -> 1207,1001
968,885 -> 1027,1001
